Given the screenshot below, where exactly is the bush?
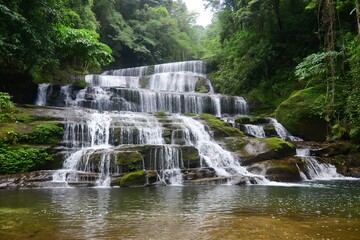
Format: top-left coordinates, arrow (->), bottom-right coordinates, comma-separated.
26,123 -> 64,144
0,92 -> 14,112
0,148 -> 54,174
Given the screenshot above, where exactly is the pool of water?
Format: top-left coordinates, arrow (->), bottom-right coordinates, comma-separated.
0,180 -> 359,240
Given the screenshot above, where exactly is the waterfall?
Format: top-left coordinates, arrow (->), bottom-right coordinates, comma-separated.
35,83 -> 50,106
295,148 -> 344,180
85,75 -> 140,88
37,60 -> 277,187
149,146 -> 183,185
243,124 -> 266,138
268,118 -> 302,141
176,115 -> 266,182
53,112 -> 113,186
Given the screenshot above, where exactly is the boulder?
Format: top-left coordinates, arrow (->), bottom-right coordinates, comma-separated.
247,157 -> 305,182
119,170 -> 147,187
275,86 -> 328,141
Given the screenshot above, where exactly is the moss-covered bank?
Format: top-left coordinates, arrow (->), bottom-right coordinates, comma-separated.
0,102 -> 63,174
275,86 -> 328,141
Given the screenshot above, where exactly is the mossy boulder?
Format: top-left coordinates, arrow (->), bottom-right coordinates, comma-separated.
235,116 -> 268,125
247,157 -> 304,182
195,77 -> 210,93
224,137 -> 247,152
117,151 -> 143,171
275,86 -> 328,141
199,114 -> 244,139
180,146 -> 201,168
263,124 -> 278,138
139,76 -> 150,88
240,137 -> 296,166
119,170 -> 147,187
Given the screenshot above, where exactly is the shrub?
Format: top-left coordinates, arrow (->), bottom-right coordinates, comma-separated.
27,123 -> 64,144
0,148 -> 54,174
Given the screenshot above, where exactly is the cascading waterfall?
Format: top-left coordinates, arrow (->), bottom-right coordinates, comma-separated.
35,60 -> 292,187
37,60 -> 248,116
295,148 -> 344,180
268,118 -> 302,141
243,124 -> 266,138
176,115 -> 267,183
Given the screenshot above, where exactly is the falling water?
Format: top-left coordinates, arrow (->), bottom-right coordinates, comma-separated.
243,124 -> 266,138
35,83 -> 50,106
268,118 -> 302,141
176,115 -> 266,182
295,148 -> 344,180
38,60 -> 270,187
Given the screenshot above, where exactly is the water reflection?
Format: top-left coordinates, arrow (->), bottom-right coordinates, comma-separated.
0,181 -> 359,239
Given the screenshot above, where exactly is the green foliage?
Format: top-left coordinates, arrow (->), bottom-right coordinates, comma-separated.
56,25 -> 114,72
0,92 -> 14,112
0,148 -> 54,174
25,123 -> 64,144
72,80 -> 89,88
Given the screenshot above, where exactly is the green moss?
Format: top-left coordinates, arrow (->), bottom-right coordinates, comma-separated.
265,138 -> 295,153
275,86 -> 327,140
184,113 -> 197,117
263,124 -> 277,138
139,76 -> 150,88
156,111 -> 166,117
117,151 -> 143,171
199,114 -> 244,138
224,137 -> 247,152
72,80 -> 88,88
119,170 -> 147,187
195,77 -> 209,93
178,146 -> 200,168
265,138 -> 295,151
235,116 -> 267,125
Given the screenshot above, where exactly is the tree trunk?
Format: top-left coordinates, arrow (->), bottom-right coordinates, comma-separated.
356,0 -> 360,37
273,0 -> 283,33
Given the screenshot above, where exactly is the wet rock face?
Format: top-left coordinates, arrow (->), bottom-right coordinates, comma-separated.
247,158 -> 304,182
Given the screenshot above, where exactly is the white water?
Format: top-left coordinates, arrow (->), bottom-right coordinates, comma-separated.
53,112 -> 113,186
85,75 -> 140,88
243,124 -> 266,138
268,118 -> 302,141
177,115 -> 267,183
149,146 -> 183,185
35,83 -> 50,106
295,148 -> 344,180
147,72 -> 201,92
43,61 -> 273,187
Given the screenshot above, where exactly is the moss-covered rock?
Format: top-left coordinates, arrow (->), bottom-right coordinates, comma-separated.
240,137 -> 296,166
235,116 -> 268,125
247,158 -> 304,182
180,146 -> 200,168
263,124 -> 278,138
139,76 -> 150,88
224,137 -> 247,152
275,86 -> 328,141
119,170 -> 147,187
117,151 -> 143,171
199,114 -> 244,139
195,77 -> 210,93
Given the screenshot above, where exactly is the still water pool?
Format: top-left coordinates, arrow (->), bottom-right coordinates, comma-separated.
0,180 -> 359,240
